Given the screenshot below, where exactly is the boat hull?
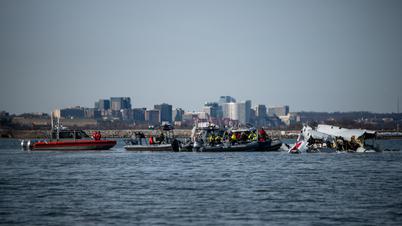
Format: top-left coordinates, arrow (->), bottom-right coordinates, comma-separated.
124,144 -> 173,151
31,140 -> 116,151
257,140 -> 283,151
194,142 -> 260,152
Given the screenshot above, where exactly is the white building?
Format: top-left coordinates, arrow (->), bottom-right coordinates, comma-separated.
222,100 -> 251,125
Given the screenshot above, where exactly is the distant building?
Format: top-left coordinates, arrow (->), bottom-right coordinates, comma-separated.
222,100 -> 251,125
255,105 -> 267,118
183,112 -> 208,122
219,96 -> 237,118
54,107 -> 85,119
145,109 -> 160,125
203,102 -> 221,119
84,108 -> 101,119
278,113 -> 298,126
268,106 -> 289,117
154,103 -> 172,123
133,108 -> 146,123
95,99 -> 110,111
219,96 -> 236,105
110,97 -> 131,111
120,109 -> 133,121
173,108 -> 184,122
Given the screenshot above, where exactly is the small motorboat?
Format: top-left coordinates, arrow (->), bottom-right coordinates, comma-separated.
21,115 -> 116,151
188,123 -> 283,152
124,123 -> 180,151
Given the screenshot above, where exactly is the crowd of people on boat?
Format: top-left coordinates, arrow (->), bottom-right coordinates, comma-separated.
202,128 -> 270,146
127,131 -> 168,145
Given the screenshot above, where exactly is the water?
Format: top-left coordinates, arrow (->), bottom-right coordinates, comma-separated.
1,139 -> 402,225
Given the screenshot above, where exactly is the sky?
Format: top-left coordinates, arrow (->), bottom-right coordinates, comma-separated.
0,0 -> 401,114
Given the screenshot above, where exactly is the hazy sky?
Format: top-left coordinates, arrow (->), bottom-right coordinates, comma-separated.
1,0 -> 401,114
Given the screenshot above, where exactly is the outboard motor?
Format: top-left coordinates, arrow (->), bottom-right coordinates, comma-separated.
171,139 -> 180,152
21,140 -> 28,150
26,140 -> 36,150
192,140 -> 205,152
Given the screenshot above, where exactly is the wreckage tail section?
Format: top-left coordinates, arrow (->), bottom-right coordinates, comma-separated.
289,141 -> 306,154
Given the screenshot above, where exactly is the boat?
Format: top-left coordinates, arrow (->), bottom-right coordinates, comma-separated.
21,114 -> 116,151
31,139 -> 117,151
187,122 -> 282,152
124,124 -> 180,151
289,124 -> 379,153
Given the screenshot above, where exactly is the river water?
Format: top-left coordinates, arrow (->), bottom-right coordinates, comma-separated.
1,139 -> 402,225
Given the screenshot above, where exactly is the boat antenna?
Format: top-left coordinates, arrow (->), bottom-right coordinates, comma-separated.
57,115 -> 60,141
50,112 -> 54,141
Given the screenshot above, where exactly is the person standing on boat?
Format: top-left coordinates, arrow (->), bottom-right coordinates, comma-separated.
249,131 -> 257,141
258,128 -> 268,142
231,133 -> 237,145
92,131 -> 101,140
94,131 -> 101,140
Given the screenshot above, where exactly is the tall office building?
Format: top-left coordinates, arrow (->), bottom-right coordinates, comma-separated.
133,108 -> 146,122
145,109 -> 160,125
268,106 -> 289,117
172,108 -> 184,122
203,102 -> 221,118
110,97 -> 131,111
154,103 -> 172,123
219,96 -> 236,105
98,99 -> 110,110
219,96 -> 236,118
54,107 -> 85,119
223,100 -> 252,124
255,104 -> 267,118
95,99 -> 110,111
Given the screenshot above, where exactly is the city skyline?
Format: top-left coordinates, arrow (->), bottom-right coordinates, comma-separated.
1,0 -> 402,114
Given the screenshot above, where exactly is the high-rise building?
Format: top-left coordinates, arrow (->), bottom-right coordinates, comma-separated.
110,97 -> 131,111
223,100 -> 252,124
84,108 -> 101,119
133,108 -> 146,122
54,107 -> 85,119
96,99 -> 110,111
219,96 -> 236,118
145,109 -> 160,125
245,100 -> 251,123
173,108 -> 184,122
154,103 -> 172,123
255,104 -> 267,118
120,109 -> 133,121
203,102 -> 221,118
268,106 -> 289,117
219,96 -> 236,105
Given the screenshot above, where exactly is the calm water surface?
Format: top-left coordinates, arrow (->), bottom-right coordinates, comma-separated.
1,139 -> 402,225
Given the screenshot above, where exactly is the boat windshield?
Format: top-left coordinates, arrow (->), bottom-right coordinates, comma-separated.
51,130 -> 90,139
